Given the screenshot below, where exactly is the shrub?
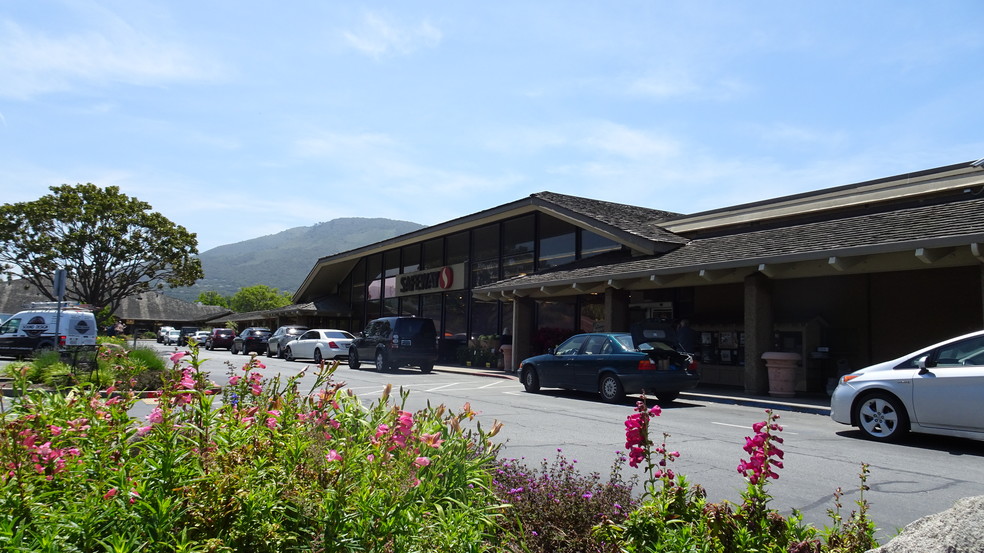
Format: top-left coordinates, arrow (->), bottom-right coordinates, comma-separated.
0,348 -> 507,552
492,451 -> 638,553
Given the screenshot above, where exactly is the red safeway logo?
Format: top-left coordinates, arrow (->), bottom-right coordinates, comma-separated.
438,266 -> 454,289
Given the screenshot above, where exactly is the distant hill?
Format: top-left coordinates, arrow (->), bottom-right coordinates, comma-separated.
166,217 -> 425,302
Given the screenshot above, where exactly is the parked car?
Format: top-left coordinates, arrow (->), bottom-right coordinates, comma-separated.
831,329 -> 984,442
164,329 -> 181,345
231,327 -> 271,355
517,320 -> 699,403
191,330 -> 211,346
178,326 -> 200,346
349,316 -> 438,373
205,328 -> 236,350
157,326 -> 175,343
267,325 -> 309,358
284,329 -> 356,363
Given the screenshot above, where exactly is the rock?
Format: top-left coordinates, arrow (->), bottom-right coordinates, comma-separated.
868,496 -> 984,553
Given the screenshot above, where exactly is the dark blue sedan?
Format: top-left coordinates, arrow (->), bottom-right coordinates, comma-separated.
518,327 -> 699,403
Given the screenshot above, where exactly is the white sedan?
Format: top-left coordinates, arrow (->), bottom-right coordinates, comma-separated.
831,329 -> 984,442
283,329 -> 355,364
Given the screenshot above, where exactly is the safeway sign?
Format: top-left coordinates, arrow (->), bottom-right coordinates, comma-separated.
395,263 -> 465,297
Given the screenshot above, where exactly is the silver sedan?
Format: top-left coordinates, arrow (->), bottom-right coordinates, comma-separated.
283,329 -> 355,364
831,329 -> 984,442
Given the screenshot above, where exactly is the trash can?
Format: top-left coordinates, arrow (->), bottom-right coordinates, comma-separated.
762,351 -> 801,397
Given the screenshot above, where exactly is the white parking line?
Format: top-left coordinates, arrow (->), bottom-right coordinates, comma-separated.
425,382 -> 462,392
711,421 -> 798,434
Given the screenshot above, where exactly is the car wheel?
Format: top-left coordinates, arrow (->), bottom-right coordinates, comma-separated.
420,362 -> 433,374
375,350 -> 388,372
277,346 -> 285,359
314,349 -> 323,364
266,345 -> 273,358
854,392 -> 909,442
599,374 -> 625,403
656,391 -> 680,404
231,343 -> 239,355
285,347 -> 295,362
521,366 -> 540,393
349,349 -> 361,370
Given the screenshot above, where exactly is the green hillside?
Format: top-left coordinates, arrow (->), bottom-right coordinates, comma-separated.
166,217 -> 424,302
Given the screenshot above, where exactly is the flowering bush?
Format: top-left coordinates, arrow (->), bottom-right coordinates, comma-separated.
491,451 -> 637,553
0,346 -> 506,552
595,404 -> 878,553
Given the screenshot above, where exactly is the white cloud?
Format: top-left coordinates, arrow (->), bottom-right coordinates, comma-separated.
341,11 -> 442,59
0,18 -> 219,99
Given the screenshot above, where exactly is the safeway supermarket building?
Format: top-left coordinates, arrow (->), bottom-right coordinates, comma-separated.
283,158 -> 984,395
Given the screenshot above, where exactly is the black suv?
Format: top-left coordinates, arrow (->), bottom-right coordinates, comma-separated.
267,325 -> 309,358
348,317 -> 438,373
231,327 -> 271,355
178,326 -> 200,346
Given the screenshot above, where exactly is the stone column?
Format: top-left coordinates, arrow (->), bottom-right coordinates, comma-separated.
744,273 -> 773,395
604,287 -> 631,332
512,297 -> 535,368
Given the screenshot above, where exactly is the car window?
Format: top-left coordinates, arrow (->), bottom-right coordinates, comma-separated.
555,335 -> 588,356
583,335 -> 607,355
325,331 -> 354,339
935,335 -> 984,367
0,318 -> 20,334
613,334 -> 634,351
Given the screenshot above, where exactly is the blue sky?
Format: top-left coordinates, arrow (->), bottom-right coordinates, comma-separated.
2,1 -> 982,252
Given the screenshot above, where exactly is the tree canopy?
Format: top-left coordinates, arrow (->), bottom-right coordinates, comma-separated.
195,290 -> 230,309
0,184 -> 204,313
229,285 -> 293,313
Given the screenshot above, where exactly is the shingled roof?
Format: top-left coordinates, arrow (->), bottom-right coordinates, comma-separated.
0,281 -> 230,324
530,192 -> 688,245
475,195 -> 984,291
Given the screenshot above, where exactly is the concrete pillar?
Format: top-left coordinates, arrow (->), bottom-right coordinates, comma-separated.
604,287 -> 631,332
744,273 -> 773,395
512,297 -> 535,367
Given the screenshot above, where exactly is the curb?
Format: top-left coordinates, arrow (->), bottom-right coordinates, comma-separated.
431,364 -> 831,416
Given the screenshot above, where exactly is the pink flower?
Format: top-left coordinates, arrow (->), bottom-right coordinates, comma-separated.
147,408 -> 164,424
325,450 -> 342,462
229,375 -> 241,385
414,456 -> 431,467
136,425 -> 153,436
103,488 -> 118,500
169,351 -> 187,364
419,432 -> 444,448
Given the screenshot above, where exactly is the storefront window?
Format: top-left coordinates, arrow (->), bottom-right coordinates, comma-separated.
401,295 -> 420,317
470,299 -> 498,339
367,254 -> 382,281
471,224 -> 500,287
580,295 -> 606,332
580,229 -> 622,259
538,299 -> 575,330
422,238 -> 444,269
444,292 -> 467,342
421,294 -> 442,331
446,232 -> 469,265
383,297 -> 399,316
502,215 -> 534,278
402,244 -> 420,274
538,215 -> 576,270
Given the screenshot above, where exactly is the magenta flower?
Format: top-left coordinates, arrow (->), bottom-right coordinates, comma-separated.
325,450 -> 342,462
414,456 -> 431,467
169,351 -> 187,364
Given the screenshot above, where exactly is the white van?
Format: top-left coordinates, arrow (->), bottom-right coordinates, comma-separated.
0,303 -> 97,358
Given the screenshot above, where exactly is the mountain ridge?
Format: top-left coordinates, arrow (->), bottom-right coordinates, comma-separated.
166,217 -> 424,302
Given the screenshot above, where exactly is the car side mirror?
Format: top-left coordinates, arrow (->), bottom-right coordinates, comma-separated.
917,355 -> 935,375
547,346 -> 556,355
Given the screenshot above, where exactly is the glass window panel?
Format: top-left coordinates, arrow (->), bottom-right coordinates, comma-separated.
538,299 -> 576,330
470,299 -> 498,339
502,215 -> 534,257
383,297 -> 399,316
444,292 -> 467,341
580,295 -> 606,333
402,244 -> 420,274
422,238 -> 444,269
471,224 -> 499,262
538,215 -> 576,270
580,229 -> 622,259
446,232 -> 469,265
367,254 -> 383,281
471,259 -> 500,288
422,293 -> 443,331
384,250 -> 400,278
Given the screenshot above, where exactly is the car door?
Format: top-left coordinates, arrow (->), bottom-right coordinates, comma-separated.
574,335 -> 611,389
540,335 -> 588,389
353,321 -> 379,360
293,330 -> 319,359
911,334 -> 984,433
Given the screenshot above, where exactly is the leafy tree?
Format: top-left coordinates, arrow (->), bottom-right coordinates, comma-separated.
195,290 -> 230,308
229,284 -> 293,313
0,184 -> 203,314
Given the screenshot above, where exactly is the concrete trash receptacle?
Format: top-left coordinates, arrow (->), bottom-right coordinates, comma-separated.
762,351 -> 801,398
